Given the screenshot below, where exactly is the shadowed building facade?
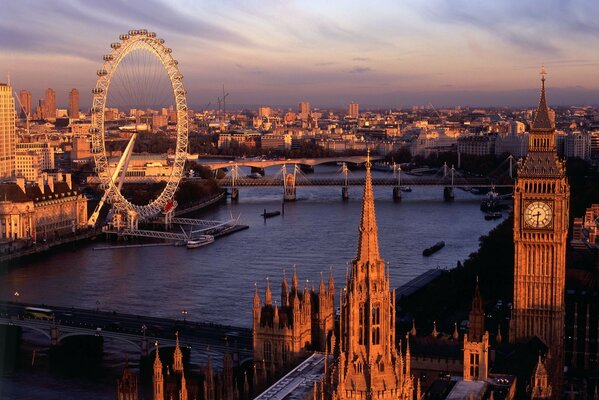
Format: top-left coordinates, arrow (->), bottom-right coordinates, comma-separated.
328,152 -> 414,399
510,70 -> 569,397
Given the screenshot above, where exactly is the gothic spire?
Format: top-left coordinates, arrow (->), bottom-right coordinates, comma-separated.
355,149 -> 380,263
532,66 -> 553,132
264,277 -> 272,305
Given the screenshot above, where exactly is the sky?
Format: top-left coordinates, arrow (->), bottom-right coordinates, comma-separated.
2,0 -> 599,109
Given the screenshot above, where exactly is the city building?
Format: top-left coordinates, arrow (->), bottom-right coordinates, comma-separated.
252,269 -> 335,377
495,131 -> 529,159
0,173 -> 87,241
15,150 -> 40,181
327,153 -> 414,399
260,132 -> 292,151
258,106 -> 272,118
510,72 -> 569,395
44,88 -> 56,120
299,101 -> 310,120
68,88 -> 79,119
117,361 -> 138,400
563,131 -> 591,160
0,83 -> 16,179
348,102 -> 359,119
457,134 -> 496,156
16,142 -> 55,171
217,130 -> 261,150
18,90 -> 32,119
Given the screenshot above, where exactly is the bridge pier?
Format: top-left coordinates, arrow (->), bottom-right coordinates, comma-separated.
230,188 -> 239,202
443,186 -> 454,202
51,323 -> 58,347
283,165 -> 297,202
393,187 -> 401,201
342,186 -> 349,200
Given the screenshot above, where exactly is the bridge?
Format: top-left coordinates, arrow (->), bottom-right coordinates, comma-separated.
0,301 -> 252,365
202,155 -> 383,171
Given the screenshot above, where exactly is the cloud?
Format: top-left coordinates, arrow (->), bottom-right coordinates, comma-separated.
349,67 -> 372,74
352,57 -> 370,61
314,62 -> 336,67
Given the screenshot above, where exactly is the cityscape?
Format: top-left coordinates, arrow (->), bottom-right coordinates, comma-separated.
1,2 -> 599,400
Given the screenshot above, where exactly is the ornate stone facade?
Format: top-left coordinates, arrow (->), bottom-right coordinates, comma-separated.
0,173 -> 87,242
253,268 -> 335,376
329,153 -> 413,399
510,71 -> 569,397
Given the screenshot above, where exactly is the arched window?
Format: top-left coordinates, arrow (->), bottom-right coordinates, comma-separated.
359,303 -> 366,345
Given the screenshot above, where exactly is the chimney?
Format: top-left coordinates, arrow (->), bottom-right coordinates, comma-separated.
64,173 -> 72,190
16,178 -> 25,193
37,176 -> 45,195
47,176 -> 54,193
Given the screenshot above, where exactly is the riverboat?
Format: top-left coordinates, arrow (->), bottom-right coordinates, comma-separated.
423,241 -> 445,256
186,235 -> 215,249
261,210 -> 281,218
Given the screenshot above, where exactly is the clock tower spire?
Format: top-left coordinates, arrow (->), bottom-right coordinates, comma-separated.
511,69 -> 569,397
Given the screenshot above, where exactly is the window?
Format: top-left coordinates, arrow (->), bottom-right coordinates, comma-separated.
359,303 -> 365,345
264,341 -> 272,362
372,305 -> 381,345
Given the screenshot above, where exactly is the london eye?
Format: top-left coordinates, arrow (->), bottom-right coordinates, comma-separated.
88,29 -> 188,228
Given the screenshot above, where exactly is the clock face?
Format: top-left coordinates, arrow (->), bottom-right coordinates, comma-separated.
524,201 -> 553,229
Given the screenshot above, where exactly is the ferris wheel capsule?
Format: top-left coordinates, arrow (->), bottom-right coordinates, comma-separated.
97,69 -> 108,76
92,88 -> 104,94
119,34 -> 129,41
103,54 -> 114,61
148,32 -> 156,38
110,42 -> 121,49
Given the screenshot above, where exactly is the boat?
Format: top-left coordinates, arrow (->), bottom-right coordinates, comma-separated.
484,212 -> 502,221
186,235 -> 215,249
261,209 -> 281,218
423,241 -> 445,256
372,162 -> 393,173
400,186 -> 412,192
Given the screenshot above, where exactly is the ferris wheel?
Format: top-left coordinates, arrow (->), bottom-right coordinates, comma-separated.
88,29 -> 188,227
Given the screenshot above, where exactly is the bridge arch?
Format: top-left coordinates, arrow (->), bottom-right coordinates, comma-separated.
58,332 -> 139,351
0,322 -> 52,340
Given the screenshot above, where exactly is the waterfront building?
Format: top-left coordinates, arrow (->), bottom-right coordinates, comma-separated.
0,173 -> 87,241
217,129 -> 260,150
0,83 -> 16,179
18,90 -> 32,119
260,132 -> 292,151
252,268 -> 335,377
68,88 -> 79,119
328,152 -> 414,399
44,88 -> 56,120
510,71 -> 569,395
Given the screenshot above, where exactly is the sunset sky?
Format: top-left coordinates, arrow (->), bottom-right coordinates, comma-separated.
2,0 -> 599,109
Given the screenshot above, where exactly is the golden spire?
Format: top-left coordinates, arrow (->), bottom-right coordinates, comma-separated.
154,340 -> 162,369
355,149 -> 380,263
532,65 -> 553,131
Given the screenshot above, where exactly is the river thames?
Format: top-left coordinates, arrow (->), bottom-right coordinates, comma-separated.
0,165 -> 506,398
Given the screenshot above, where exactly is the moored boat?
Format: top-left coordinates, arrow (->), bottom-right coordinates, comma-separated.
484,212 -> 502,220
186,235 -> 215,249
423,241 -> 445,256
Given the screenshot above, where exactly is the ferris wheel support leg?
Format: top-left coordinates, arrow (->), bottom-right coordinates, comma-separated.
87,134 -> 137,227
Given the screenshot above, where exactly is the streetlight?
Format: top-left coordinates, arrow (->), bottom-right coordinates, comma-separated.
181,309 -> 188,322
13,291 -> 19,303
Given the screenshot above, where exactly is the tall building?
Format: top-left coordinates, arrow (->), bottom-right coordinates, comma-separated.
44,88 -> 56,120
18,90 -> 32,119
462,281 -> 489,382
68,88 -> 79,119
329,152 -> 414,399
298,101 -> 310,120
0,83 -> 16,179
348,102 -> 359,119
510,70 -> 569,396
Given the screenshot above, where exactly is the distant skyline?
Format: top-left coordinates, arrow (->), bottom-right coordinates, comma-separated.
2,0 -> 599,108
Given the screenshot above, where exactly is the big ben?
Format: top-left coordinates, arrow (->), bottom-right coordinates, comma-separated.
511,68 -> 569,396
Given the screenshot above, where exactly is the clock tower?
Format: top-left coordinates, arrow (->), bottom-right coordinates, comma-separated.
510,68 -> 569,396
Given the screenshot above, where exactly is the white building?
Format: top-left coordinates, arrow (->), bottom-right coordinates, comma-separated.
564,131 -> 591,160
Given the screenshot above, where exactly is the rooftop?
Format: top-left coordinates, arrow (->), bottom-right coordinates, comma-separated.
255,353 -> 325,400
